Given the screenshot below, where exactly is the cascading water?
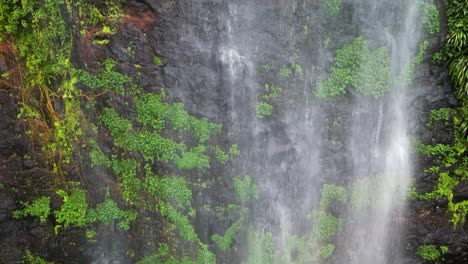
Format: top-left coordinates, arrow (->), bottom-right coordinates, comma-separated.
217,0 -> 425,263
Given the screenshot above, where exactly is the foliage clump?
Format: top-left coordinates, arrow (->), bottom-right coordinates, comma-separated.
428,108 -> 451,127
77,59 -> 131,93
13,196 -> 51,222
417,245 -> 447,262
320,0 -> 342,15
211,216 -> 244,251
256,82 -> 282,119
417,1 -> 440,37
316,37 -> 391,98
22,250 -> 52,264
233,176 -> 259,203
320,184 -> 346,210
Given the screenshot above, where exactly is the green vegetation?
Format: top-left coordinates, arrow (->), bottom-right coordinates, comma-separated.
256,82 -> 283,119
242,230 -> 275,264
319,184 -> 346,210
13,196 -> 51,222
417,1 -> 440,36
211,215 -> 244,251
77,59 -> 131,93
319,244 -> 335,259
403,40 -> 429,86
153,56 -> 164,66
414,136 -> 468,227
256,102 -> 273,119
89,139 -> 111,167
88,195 -> 136,230
279,66 -> 292,79
417,245 -> 447,262
428,108 -> 451,127
138,243 -> 215,264
310,210 -> 343,241
23,250 -> 53,264
53,188 -> 135,232
55,189 -> 90,230
233,176 -> 259,203
320,0 -> 341,15
444,1 -> 468,138
316,37 -> 391,98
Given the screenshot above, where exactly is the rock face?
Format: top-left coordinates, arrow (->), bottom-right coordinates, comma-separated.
0,0 -> 467,263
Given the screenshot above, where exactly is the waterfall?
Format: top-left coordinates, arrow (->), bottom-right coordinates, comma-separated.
218,0 -> 425,263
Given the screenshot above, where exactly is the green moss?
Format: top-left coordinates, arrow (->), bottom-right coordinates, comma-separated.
13,196 -> 51,222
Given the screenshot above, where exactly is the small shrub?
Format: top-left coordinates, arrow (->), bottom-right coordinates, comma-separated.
310,210 -> 343,241
256,102 -> 273,119
153,55 -> 164,66
417,1 -> 440,36
319,244 -> 335,259
279,66 -> 292,79
233,176 -> 259,203
320,0 -> 341,15
55,189 -> 89,230
417,245 -> 441,262
316,36 -> 391,98
320,184 -> 346,210
13,196 -> 51,222
211,216 -> 243,251
427,108 -> 451,127
22,250 -> 52,264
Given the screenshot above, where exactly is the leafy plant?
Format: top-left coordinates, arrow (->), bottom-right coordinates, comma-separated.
316,36 -> 391,98
88,195 -> 136,230
310,210 -> 343,241
13,196 -> 51,222
22,250 -> 52,264
211,215 -> 244,251
428,108 -> 451,126
417,1 -> 440,36
233,176 -> 259,203
319,184 -> 346,210
153,55 -> 164,66
55,189 -> 90,230
279,66 -> 292,79
320,0 -> 341,15
77,59 -> 131,93
89,139 -> 111,168
319,244 -> 335,259
256,102 -> 273,119
417,245 -> 442,262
